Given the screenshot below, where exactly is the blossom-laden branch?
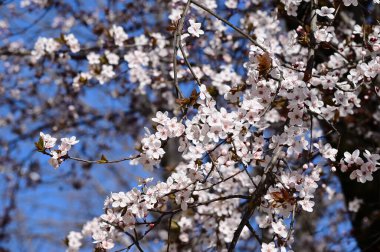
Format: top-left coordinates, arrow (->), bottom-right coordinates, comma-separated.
25,0 -> 380,251
36,132 -> 141,168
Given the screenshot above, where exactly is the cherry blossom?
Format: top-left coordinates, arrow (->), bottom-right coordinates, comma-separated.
343,0 -> 358,6
39,132 -> 57,149
262,242 -> 278,252
348,198 -> 363,212
187,19 -> 204,37
316,7 -> 335,19
272,219 -> 288,238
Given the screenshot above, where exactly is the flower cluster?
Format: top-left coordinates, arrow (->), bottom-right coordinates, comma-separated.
109,25 -> 129,47
38,132 -> 79,169
64,33 -> 80,53
136,112 -> 185,170
31,37 -> 60,61
66,231 -> 83,252
340,150 -> 380,183
20,0 -> 48,8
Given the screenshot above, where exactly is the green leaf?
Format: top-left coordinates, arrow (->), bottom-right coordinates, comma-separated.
54,35 -> 65,44
97,154 -> 109,164
99,55 -> 108,65
34,137 -> 45,152
170,220 -> 180,231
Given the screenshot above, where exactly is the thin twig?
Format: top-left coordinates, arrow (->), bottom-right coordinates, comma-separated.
40,150 -> 140,165
166,214 -> 175,252
246,222 -> 262,245
172,0 -> 191,99
178,42 -> 202,86
190,0 -> 267,52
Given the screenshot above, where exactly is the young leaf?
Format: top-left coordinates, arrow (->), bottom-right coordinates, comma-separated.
257,52 -> 272,77
34,137 -> 45,152
97,154 -> 109,163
